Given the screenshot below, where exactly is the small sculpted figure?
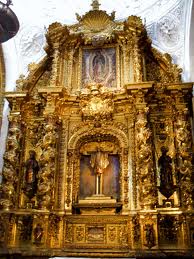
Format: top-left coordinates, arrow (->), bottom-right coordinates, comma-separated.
158,146 -> 175,198
33,223 -> 43,244
158,146 -> 173,187
24,150 -> 39,199
144,224 -> 155,249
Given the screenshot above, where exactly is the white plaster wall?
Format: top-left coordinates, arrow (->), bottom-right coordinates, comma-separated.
189,1 -> 194,82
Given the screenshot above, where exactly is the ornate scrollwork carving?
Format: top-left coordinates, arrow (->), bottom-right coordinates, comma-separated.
48,214 -> 61,246
132,214 -> 141,246
79,83 -> 114,120
175,109 -> 193,209
36,116 -> 59,209
0,116 -> 22,210
135,108 -> 157,209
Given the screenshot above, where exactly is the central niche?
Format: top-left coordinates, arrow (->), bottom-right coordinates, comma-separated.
79,141 -> 120,200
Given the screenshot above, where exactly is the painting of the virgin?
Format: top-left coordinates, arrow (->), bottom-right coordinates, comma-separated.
82,47 -> 116,88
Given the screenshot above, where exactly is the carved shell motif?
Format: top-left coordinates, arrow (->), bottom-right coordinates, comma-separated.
81,10 -> 114,32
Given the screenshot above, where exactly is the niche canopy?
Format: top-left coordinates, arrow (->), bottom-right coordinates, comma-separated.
0,0 -> 19,43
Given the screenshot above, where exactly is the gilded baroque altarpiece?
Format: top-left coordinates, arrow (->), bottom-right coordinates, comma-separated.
0,1 -> 193,258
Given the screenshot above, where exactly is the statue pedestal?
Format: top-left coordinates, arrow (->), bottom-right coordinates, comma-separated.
79,194 -> 116,204
74,195 -> 122,215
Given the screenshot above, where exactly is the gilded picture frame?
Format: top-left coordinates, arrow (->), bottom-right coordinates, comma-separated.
80,45 -> 120,89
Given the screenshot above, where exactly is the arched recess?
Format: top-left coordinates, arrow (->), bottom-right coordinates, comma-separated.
0,45 -> 5,130
66,123 -> 130,210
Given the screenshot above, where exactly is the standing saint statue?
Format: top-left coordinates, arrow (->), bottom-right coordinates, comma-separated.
158,146 -> 174,198
24,150 -> 39,200
90,149 -> 109,195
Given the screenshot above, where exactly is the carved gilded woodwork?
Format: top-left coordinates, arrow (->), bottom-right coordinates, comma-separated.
135,107 -> 157,209
0,1 -> 193,257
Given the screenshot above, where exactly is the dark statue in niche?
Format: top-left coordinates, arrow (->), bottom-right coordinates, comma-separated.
19,216 -> 33,242
33,223 -> 43,245
23,150 -> 39,200
158,146 -> 175,199
158,215 -> 178,245
144,224 -> 155,249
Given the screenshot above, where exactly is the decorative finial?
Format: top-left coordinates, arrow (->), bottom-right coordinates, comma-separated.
91,0 -> 100,11
5,0 -> 13,7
